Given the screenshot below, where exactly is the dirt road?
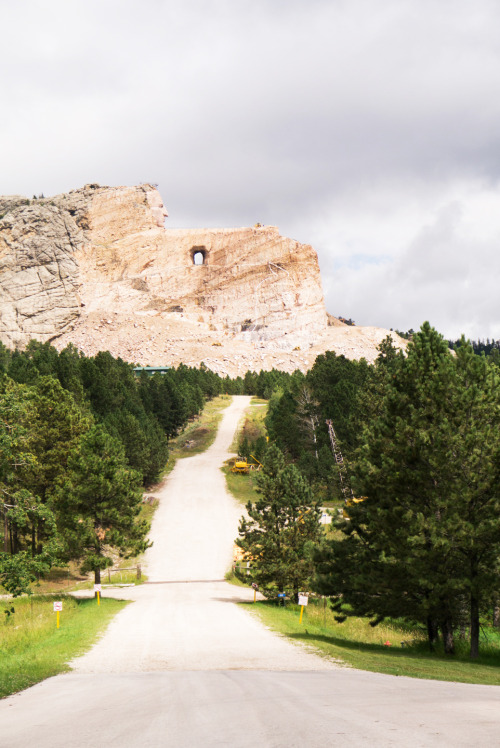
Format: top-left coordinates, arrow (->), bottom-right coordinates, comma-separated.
1,395 -> 499,747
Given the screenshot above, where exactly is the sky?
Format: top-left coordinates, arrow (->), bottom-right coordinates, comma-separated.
1,0 -> 499,340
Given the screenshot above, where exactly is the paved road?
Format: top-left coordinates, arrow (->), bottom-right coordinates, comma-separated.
1,396 -> 500,747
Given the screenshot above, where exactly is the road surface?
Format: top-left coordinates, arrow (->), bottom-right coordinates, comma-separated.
1,396 -> 499,747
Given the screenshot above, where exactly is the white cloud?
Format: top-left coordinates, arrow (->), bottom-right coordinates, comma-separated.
320,179 -> 500,339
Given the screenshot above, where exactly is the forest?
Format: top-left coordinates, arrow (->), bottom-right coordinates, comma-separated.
2,327 -> 500,660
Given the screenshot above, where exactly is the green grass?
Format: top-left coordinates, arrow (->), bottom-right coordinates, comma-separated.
223,463 -> 261,506
229,398 -> 268,452
225,398 -> 268,504
224,570 -> 252,588
0,594 -> 128,698
247,598 -> 500,685
166,395 -> 232,472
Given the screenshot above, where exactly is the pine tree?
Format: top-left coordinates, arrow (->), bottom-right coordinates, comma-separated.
314,323 -> 500,657
236,445 -> 322,600
52,426 -> 150,584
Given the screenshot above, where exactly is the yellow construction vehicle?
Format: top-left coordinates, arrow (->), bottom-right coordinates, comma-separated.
230,454 -> 263,474
232,460 -> 251,474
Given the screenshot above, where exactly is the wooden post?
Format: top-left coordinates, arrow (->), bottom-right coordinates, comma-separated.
4,510 -> 8,553
137,564 -> 142,581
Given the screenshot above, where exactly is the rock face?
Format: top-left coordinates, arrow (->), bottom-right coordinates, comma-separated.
0,183 -> 405,372
0,198 -> 82,347
0,184 -> 327,351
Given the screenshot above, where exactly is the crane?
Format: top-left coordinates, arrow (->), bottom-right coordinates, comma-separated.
325,419 -> 365,516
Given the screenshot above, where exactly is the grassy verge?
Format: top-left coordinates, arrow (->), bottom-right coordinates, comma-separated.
0,594 -> 128,698
246,599 -> 500,685
225,398 -> 268,505
229,398 -> 268,452
166,395 -> 232,473
224,570 -> 251,588
223,464 -> 261,506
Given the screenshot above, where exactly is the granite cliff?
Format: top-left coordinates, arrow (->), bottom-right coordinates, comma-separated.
0,184 -> 403,374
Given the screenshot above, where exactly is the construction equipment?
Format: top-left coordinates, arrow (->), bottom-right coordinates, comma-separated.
232,460 -> 251,474
325,419 -> 366,517
230,454 -> 263,474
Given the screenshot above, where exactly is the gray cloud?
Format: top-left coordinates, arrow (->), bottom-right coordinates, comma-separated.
1,0 -> 500,338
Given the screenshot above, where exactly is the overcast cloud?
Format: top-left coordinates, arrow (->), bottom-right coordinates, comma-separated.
1,0 -> 499,339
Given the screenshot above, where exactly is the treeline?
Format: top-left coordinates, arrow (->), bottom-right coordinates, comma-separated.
232,350 -> 371,500
448,337 -> 500,360
0,341 -> 226,485
237,325 -> 500,659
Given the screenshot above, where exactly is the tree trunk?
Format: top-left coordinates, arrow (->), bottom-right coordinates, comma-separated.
493,602 -> 500,628
441,619 -> 455,655
426,616 -> 439,651
94,567 -> 101,598
470,593 -> 480,659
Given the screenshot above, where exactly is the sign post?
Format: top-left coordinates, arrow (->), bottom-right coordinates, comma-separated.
251,582 -> 259,603
94,583 -> 102,606
298,594 -> 308,624
53,601 -> 62,628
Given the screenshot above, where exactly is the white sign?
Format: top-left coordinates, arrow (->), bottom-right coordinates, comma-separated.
53,601 -> 62,612
94,584 -> 102,592
298,595 -> 308,607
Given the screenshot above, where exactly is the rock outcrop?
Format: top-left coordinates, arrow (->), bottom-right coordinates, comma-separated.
0,184 -> 327,350
0,183 -> 404,372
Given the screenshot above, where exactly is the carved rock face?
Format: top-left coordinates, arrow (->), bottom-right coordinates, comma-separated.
0,184 -> 328,351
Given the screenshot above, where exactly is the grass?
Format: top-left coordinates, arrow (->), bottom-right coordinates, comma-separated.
0,594 -> 128,698
224,570 -> 251,588
225,398 -> 268,505
166,394 -> 232,472
229,398 -> 268,452
246,598 -> 500,685
223,464 -> 261,506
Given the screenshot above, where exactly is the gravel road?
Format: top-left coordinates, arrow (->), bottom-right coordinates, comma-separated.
1,395 -> 499,747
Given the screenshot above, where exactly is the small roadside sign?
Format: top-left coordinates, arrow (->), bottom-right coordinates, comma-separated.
54,601 -> 62,629
94,584 -> 102,592
298,594 -> 308,624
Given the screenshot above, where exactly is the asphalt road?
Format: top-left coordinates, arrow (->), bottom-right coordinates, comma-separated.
1,396 -> 499,747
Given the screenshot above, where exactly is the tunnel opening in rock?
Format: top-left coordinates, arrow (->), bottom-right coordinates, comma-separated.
191,246 -> 207,266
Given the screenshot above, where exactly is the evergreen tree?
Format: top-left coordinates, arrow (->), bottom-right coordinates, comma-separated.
24,376 -> 93,502
314,324 -> 500,657
0,382 -> 59,594
236,445 -> 322,600
52,426 -> 150,584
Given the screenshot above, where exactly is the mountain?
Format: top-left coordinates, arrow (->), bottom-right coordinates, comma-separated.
0,183 -> 404,374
